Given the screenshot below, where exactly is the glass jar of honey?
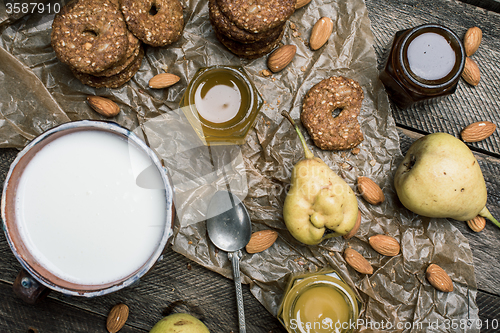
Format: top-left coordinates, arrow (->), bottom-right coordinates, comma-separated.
277,269 -> 359,333
180,65 -> 263,145
379,24 -> 465,108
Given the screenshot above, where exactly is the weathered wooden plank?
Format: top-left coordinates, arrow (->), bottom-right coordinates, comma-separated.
458,0 -> 500,13
0,281 -> 147,333
366,0 -> 500,156
477,291 -> 500,332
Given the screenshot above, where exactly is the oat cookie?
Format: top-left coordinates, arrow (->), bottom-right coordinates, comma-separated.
73,46 -> 144,88
214,25 -> 285,59
120,0 -> 184,47
301,76 -> 364,150
93,30 -> 141,77
209,0 -> 282,44
51,0 -> 129,74
217,0 -> 295,34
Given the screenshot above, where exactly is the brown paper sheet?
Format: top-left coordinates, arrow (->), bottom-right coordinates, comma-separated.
0,0 -> 479,331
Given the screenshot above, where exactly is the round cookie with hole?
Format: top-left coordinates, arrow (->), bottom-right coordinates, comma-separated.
301,76 -> 364,150
51,0 -> 129,74
120,0 -> 184,47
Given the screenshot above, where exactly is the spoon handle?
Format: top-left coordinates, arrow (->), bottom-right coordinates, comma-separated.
229,251 -> 246,333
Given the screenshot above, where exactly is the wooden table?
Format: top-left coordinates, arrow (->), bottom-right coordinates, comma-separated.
1,0 -> 500,332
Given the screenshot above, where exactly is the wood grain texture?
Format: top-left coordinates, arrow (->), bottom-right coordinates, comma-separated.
366,0 -> 500,156
0,281 -> 146,333
458,0 -> 500,13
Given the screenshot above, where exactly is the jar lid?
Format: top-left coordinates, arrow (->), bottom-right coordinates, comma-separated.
398,23 -> 465,90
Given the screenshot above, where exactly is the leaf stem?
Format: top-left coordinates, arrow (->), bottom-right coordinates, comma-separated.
281,110 -> 314,160
479,206 -> 500,229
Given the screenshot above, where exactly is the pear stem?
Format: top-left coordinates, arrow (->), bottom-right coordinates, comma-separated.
479,206 -> 500,229
281,110 -> 314,160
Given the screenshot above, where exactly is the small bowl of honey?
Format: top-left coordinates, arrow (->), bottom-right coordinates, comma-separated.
180,65 -> 263,145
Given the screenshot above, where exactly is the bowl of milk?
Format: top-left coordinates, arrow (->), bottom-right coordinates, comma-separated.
1,120 -> 174,297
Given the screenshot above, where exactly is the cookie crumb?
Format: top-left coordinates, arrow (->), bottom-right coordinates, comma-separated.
261,69 -> 272,77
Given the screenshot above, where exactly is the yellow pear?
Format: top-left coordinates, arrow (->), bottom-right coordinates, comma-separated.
149,313 -> 210,333
394,132 -> 499,227
281,111 -> 358,245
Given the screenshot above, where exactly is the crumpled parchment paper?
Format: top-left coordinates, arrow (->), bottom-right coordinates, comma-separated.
0,0 -> 479,331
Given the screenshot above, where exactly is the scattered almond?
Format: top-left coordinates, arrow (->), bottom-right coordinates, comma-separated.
357,177 -> 384,205
426,264 -> 453,292
309,17 -> 333,50
246,230 -> 279,254
106,303 -> 129,333
461,121 -> 496,142
464,27 -> 482,57
267,45 -> 297,73
344,248 -> 373,274
295,0 -> 312,9
462,57 -> 480,86
343,209 -> 362,239
87,96 -> 120,117
467,215 -> 486,232
369,235 -> 400,256
149,73 -> 180,89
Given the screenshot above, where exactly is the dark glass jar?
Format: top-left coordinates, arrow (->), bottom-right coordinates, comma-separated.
379,24 -> 466,109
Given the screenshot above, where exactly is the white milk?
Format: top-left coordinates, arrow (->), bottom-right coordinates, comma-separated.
15,131 -> 167,285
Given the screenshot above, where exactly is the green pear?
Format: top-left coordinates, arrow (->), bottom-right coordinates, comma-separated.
281,111 -> 358,245
149,313 -> 210,333
394,132 -> 499,227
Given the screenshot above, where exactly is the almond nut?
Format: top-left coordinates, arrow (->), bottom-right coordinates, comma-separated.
343,209 -> 362,239
87,96 -> 120,117
461,121 -> 496,142
267,45 -> 297,73
426,264 -> 453,292
467,215 -> 486,232
464,27 -> 482,57
245,230 -> 279,254
462,57 -> 480,86
295,0 -> 312,9
357,177 -> 384,205
309,17 -> 333,50
369,235 -> 400,256
344,248 -> 373,274
149,73 -> 180,89
106,303 -> 129,333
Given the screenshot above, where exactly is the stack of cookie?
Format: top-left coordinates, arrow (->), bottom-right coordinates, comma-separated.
51,0 -> 183,88
209,0 -> 296,59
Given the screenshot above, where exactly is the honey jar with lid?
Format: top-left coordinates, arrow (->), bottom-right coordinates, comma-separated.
379,23 -> 466,109
180,65 -> 263,145
277,269 -> 359,333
